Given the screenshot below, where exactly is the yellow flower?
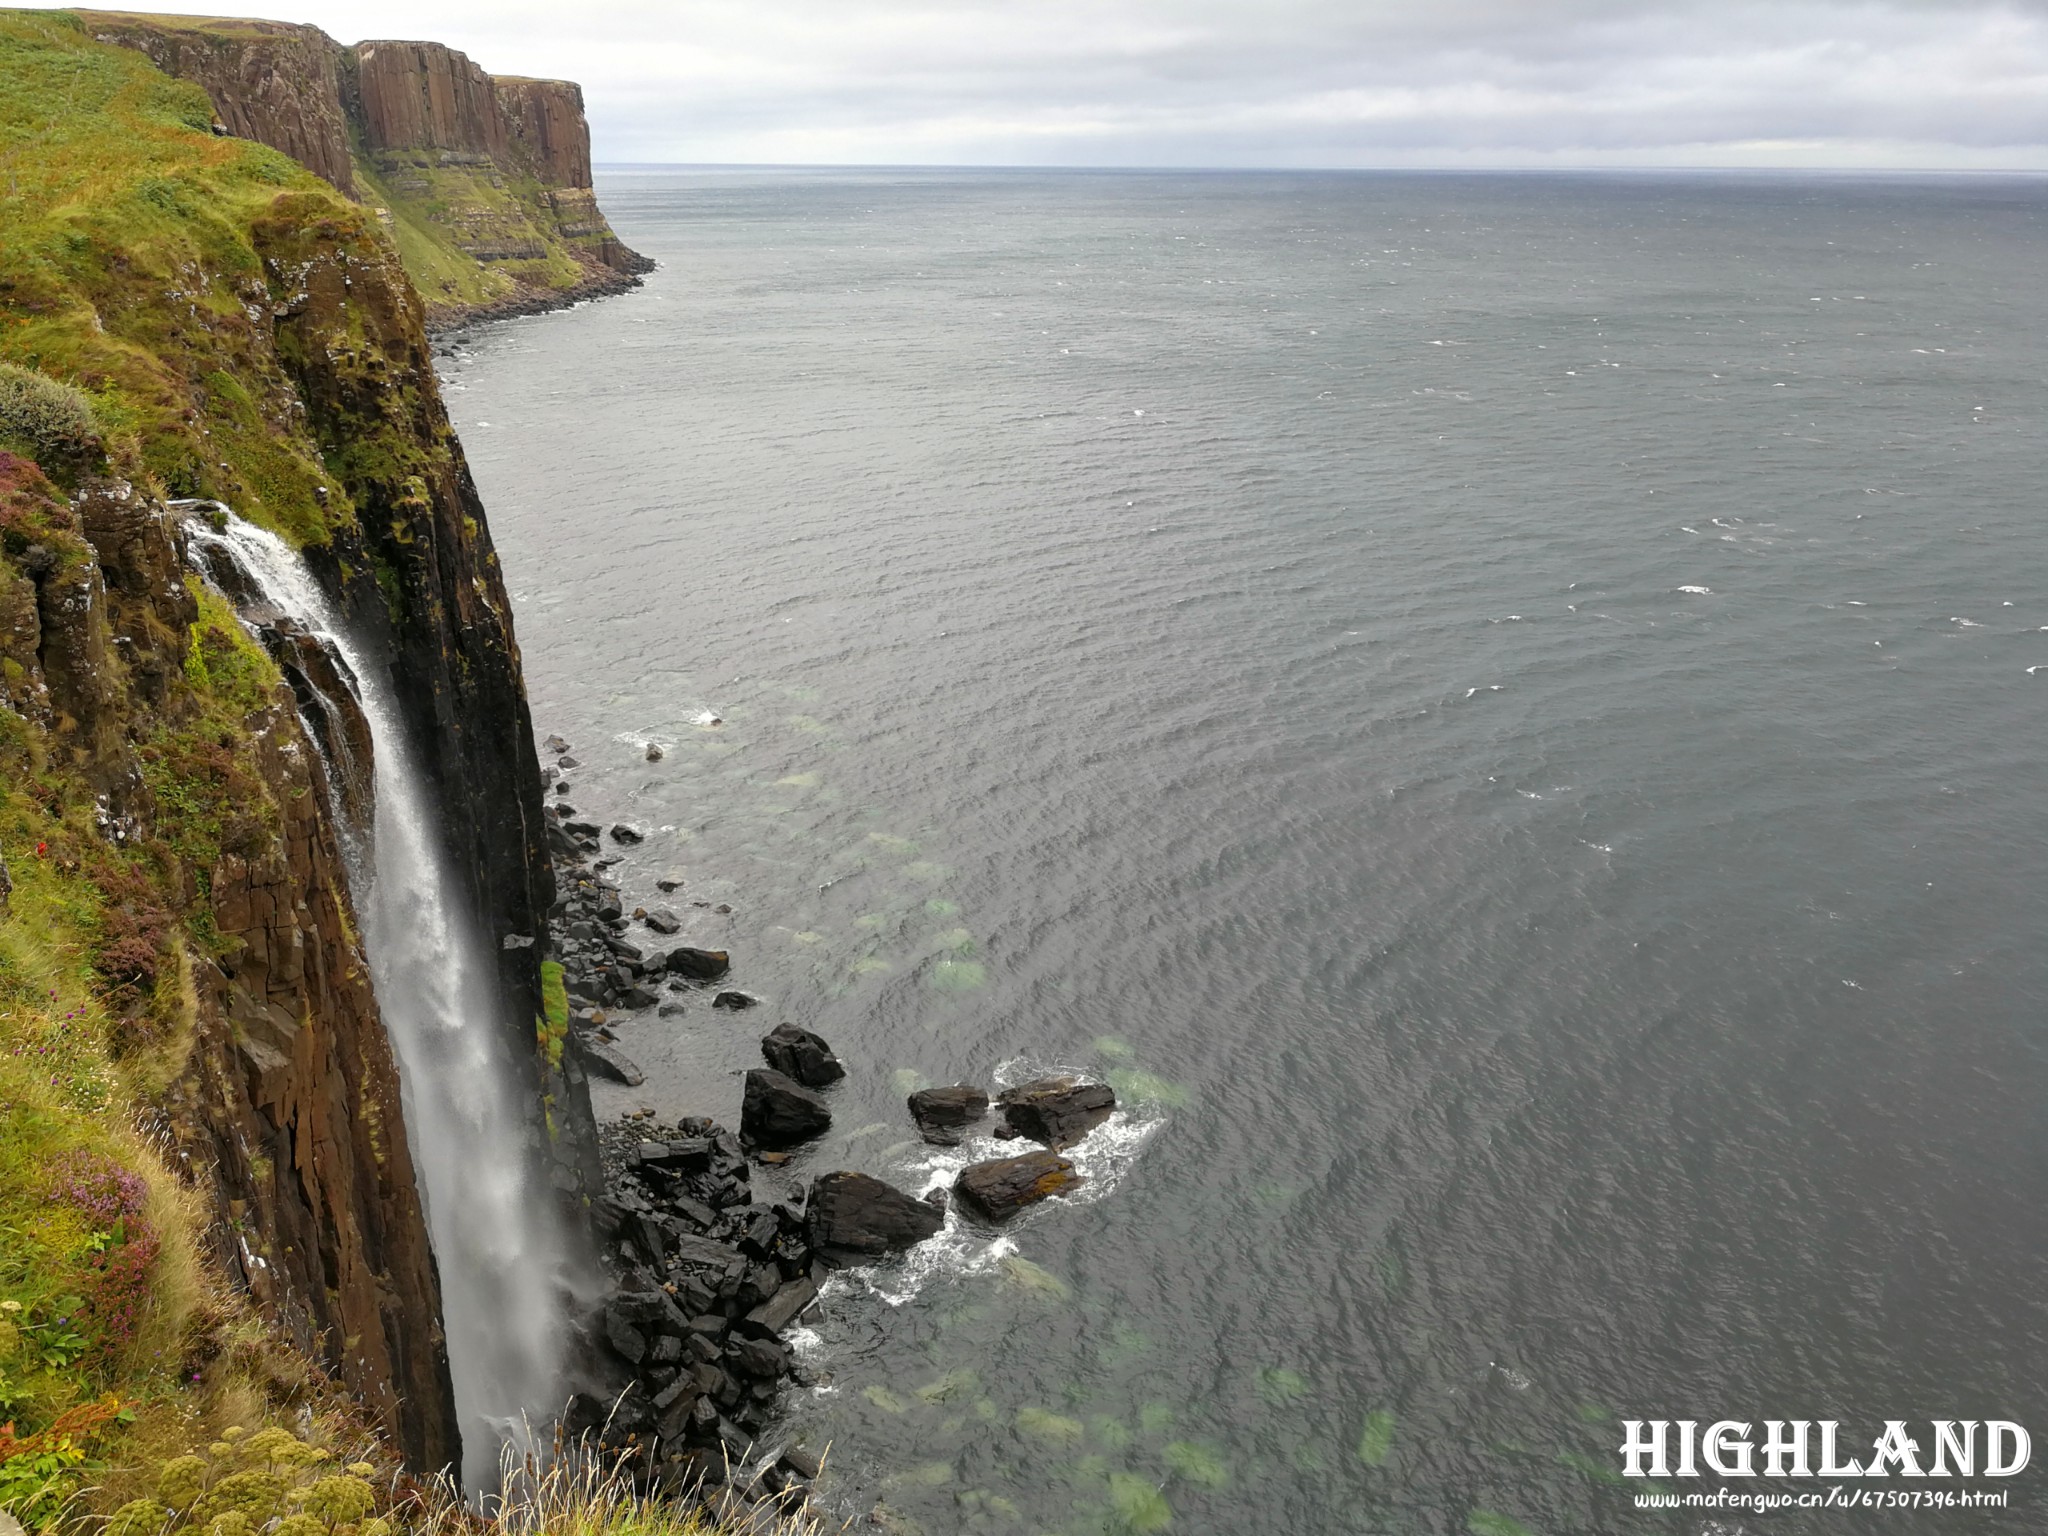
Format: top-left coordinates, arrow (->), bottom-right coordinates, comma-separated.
158,1454 -> 208,1509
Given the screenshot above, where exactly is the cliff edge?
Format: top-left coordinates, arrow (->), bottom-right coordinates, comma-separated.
0,7 -> 598,1496
78,10 -> 653,328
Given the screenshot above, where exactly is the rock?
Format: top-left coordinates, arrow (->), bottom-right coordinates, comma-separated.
780,1446 -> 823,1480
954,1150 -> 1083,1221
643,907 -> 682,935
559,754 -> 582,768
805,1171 -> 944,1266
646,742 -> 664,761
664,945 -> 731,980
712,990 -> 758,1011
656,876 -> 683,892
617,984 -> 659,1010
907,1084 -> 989,1145
564,819 -> 602,837
657,1001 -> 686,1019
544,734 -> 570,753
740,1069 -> 831,1148
726,1334 -> 789,1380
574,1032 -> 645,1086
611,823 -> 645,844
742,1276 -> 817,1336
760,1023 -> 846,1088
714,902 -> 734,914
996,1076 -> 1116,1149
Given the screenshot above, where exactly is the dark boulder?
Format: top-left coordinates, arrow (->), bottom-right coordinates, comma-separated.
644,907 -> 682,935
742,1276 -> 817,1337
665,945 -> 731,980
574,1033 -> 645,1086
740,1069 -> 831,1148
611,823 -> 645,844
996,1076 -> 1116,1149
712,990 -> 758,1011
617,985 -> 660,1010
806,1171 -> 944,1266
908,1084 -> 989,1146
761,1023 -> 846,1088
656,877 -> 683,892
543,733 -> 571,753
953,1150 -> 1084,1221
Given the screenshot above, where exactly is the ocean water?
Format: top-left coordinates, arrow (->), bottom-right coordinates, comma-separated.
438,170 -> 2048,1535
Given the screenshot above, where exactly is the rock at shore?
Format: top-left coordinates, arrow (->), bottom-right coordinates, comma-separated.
996,1076 -> 1115,1149
664,945 -> 731,980
908,1084 -> 990,1145
740,1068 -> 831,1148
610,823 -> 645,844
954,1150 -> 1083,1221
643,907 -> 682,935
806,1171 -> 945,1266
711,990 -> 758,1011
574,1032 -> 646,1086
761,1023 -> 846,1088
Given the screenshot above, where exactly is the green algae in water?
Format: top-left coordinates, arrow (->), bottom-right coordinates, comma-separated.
1108,1474 -> 1171,1534
915,1368 -> 980,1403
868,832 -> 922,855
1289,1443 -> 1328,1473
776,771 -> 821,788
1138,1402 -> 1176,1435
892,1069 -> 928,1095
1092,1035 -> 1136,1061
1090,1415 -> 1132,1452
865,1384 -> 911,1413
1105,1068 -> 1190,1108
1377,1247 -> 1407,1297
903,860 -> 954,883
786,714 -> 830,734
793,930 -> 825,945
1467,1514 -> 1537,1536
935,926 -> 977,954
1001,1255 -> 1071,1300
853,957 -> 895,976
1103,1325 -> 1152,1365
973,1398 -> 1001,1424
1574,1402 -> 1612,1424
1252,1180 -> 1301,1209
924,897 -> 961,917
930,958 -> 988,991
1257,1366 -> 1309,1404
856,911 -> 893,931
1358,1409 -> 1397,1468
894,1461 -> 954,1488
1016,1406 -> 1085,1444
1161,1441 -> 1228,1489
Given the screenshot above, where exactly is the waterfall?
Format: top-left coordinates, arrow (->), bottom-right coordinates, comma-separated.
188,514 -> 568,1488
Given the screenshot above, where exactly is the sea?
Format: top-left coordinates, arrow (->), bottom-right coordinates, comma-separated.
435,169 -> 2048,1535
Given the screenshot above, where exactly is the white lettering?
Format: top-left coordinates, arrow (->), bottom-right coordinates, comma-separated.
1819,1422 -> 1866,1477
1703,1422 -> 1754,1477
1675,1420 -> 1699,1478
1763,1420 -> 1811,1478
1865,1421 -> 1927,1477
1986,1422 -> 2031,1476
1619,1421 -> 1669,1479
1930,1422 -> 1977,1477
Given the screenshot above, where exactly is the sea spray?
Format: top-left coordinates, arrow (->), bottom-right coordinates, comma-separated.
190,516 -> 569,1488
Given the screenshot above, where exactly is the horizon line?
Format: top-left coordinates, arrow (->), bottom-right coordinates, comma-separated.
591,160 -> 2048,177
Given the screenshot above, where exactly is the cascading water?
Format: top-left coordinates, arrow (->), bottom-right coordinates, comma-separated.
188,513 -> 568,1488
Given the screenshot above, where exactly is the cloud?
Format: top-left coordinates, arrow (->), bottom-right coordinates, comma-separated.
84,0 -> 2048,165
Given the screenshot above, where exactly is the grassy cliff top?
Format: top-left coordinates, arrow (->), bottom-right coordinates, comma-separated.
0,8 -> 366,543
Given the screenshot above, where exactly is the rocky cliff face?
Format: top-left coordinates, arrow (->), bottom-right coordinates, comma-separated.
81,13 -> 651,327
0,462 -> 459,1468
79,15 -> 358,194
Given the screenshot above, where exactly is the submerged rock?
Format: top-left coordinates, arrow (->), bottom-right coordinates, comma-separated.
646,742 -> 664,761
740,1068 -> 831,1148
806,1171 -> 944,1266
908,1084 -> 989,1146
712,990 -> 758,1011
610,823 -> 645,844
664,945 -> 731,980
761,1023 -> 845,1088
954,1150 -> 1083,1221
996,1076 -> 1115,1150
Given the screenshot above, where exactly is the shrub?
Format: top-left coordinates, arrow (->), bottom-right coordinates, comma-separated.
0,364 -> 101,478
45,1151 -> 161,1352
101,1429 -> 379,1536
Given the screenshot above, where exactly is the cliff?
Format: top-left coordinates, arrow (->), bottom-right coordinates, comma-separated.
77,11 -> 653,328
0,7 -> 596,1488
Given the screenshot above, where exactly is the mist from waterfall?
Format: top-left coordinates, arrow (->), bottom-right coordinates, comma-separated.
190,515 -> 568,1489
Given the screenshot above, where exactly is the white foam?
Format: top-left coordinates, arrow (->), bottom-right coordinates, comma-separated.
1677,585 -> 1712,595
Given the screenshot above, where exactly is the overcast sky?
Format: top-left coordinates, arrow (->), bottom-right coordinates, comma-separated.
90,1 -> 2048,167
